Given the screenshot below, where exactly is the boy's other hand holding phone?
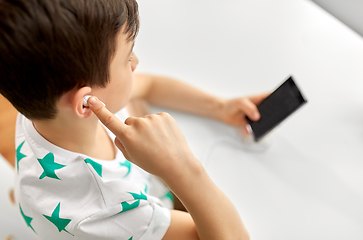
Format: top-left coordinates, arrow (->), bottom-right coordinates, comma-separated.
218,92 -> 270,135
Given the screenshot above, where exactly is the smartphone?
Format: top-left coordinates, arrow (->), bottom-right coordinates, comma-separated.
247,76 -> 307,141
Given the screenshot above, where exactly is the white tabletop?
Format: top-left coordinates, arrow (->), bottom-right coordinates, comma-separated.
135,0 -> 363,239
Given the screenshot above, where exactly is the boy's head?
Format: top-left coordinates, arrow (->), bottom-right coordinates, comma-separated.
0,0 -> 139,120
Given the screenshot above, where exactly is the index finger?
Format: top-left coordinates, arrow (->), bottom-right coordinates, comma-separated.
87,96 -> 128,136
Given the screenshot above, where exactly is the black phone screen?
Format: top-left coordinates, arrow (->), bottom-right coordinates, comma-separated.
247,76 -> 307,141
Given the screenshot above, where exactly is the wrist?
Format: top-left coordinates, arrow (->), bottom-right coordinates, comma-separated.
162,155 -> 205,193
208,97 -> 226,122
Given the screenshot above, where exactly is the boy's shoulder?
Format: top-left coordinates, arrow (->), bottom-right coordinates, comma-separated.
14,112 -> 132,179
14,113 -> 171,239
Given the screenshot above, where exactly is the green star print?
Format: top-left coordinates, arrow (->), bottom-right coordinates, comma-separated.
85,158 -> 102,177
119,159 -> 131,177
38,153 -> 66,180
119,191 -> 148,213
43,202 -> 73,236
163,191 -> 174,203
19,204 -> 36,233
120,200 -> 140,213
16,141 -> 26,173
128,191 -> 147,200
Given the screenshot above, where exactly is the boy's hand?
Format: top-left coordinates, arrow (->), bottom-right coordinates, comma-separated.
87,96 -> 196,181
88,95 -> 250,240
220,92 -> 270,135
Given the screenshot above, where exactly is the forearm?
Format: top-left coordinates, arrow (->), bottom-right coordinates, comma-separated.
136,73 -> 225,121
164,159 -> 249,240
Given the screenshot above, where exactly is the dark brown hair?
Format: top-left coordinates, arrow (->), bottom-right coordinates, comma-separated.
0,0 -> 139,119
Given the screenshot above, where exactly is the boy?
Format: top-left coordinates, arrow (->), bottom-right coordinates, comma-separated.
0,0 -> 267,239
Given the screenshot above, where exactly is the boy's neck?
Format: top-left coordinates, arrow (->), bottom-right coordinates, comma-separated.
32,114 -> 116,160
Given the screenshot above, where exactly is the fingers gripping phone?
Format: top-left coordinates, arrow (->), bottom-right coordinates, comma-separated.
247,76 -> 307,141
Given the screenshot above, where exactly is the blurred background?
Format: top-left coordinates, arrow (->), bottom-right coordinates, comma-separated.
310,0 -> 363,36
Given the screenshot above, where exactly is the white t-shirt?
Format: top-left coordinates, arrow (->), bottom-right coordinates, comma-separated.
14,109 -> 171,240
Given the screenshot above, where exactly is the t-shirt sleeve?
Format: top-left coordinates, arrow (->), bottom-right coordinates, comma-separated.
74,201 -> 170,240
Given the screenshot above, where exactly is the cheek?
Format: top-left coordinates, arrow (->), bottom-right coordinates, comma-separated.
112,71 -> 134,111
94,73 -> 133,113
121,67 -> 134,92
123,74 -> 134,100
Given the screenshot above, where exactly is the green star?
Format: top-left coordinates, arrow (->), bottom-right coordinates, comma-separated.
128,191 -> 147,200
162,191 -> 174,203
119,159 -> 131,177
16,141 -> 26,173
144,183 -> 149,194
43,202 -> 73,236
119,200 -> 140,213
37,153 -> 65,180
19,204 -> 36,233
128,237 -> 133,240
85,158 -> 102,177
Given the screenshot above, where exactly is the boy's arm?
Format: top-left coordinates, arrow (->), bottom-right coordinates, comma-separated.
163,161 -> 249,240
88,97 -> 250,240
131,73 -> 224,120
132,73 -> 269,134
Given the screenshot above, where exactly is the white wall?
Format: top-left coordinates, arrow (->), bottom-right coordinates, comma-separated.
311,0 -> 363,37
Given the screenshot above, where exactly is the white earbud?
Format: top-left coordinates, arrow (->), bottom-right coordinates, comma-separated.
83,95 -> 105,107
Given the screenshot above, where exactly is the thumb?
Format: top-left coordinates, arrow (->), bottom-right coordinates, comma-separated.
249,92 -> 270,104
87,96 -> 128,140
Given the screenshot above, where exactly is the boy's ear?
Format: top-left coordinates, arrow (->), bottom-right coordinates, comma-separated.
72,86 -> 93,119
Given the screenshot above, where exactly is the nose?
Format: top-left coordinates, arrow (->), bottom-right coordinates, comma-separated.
131,53 -> 138,72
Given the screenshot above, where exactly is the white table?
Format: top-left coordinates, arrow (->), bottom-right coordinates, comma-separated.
135,0 -> 363,239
